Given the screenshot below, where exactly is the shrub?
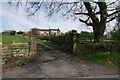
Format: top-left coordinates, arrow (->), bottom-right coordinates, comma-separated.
48,35 -> 71,52
50,35 -> 70,44
2,30 -> 16,35
17,31 -> 25,35
38,36 -> 50,41
76,42 -> 120,54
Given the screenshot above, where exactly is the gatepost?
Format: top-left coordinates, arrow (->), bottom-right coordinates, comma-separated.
29,35 -> 37,57
70,30 -> 78,54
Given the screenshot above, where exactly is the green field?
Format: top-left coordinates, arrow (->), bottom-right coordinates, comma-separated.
2,34 -> 29,44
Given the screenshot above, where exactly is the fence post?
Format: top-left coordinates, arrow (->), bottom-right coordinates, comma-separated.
29,36 -> 37,57
70,30 -> 78,54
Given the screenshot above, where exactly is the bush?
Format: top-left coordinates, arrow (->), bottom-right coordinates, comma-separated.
10,31 -> 16,35
38,36 -> 50,41
46,35 -> 71,52
2,30 -> 16,35
50,35 -> 70,44
76,42 -> 120,54
17,31 -> 25,35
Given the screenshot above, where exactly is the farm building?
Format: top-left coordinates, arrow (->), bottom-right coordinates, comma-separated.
31,28 -> 61,36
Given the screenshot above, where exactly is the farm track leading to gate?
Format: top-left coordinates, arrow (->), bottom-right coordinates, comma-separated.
2,43 -> 118,78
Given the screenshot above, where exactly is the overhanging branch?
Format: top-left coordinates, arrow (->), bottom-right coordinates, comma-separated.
79,18 -> 92,26
107,16 -> 117,22
108,10 -> 120,17
83,2 -> 99,24
75,12 -> 89,15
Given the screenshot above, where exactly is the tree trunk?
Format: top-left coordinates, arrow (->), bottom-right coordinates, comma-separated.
93,25 -> 105,44
83,2 -> 107,44
93,29 -> 103,44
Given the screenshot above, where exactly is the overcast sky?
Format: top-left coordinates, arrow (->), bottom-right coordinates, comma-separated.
0,2 -> 94,33
0,1 -> 117,33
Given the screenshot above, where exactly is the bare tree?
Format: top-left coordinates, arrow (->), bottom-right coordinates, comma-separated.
9,0 -> 120,43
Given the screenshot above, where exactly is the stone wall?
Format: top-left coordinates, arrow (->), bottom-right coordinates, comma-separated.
2,44 -> 30,69
2,44 -> 29,56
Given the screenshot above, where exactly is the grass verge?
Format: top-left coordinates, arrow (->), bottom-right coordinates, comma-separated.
74,52 -> 119,67
38,39 -> 119,67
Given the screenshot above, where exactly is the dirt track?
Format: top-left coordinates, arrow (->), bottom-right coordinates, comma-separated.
2,44 -> 118,78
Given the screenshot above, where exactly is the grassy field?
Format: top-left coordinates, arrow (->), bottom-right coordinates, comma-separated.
2,34 -> 29,44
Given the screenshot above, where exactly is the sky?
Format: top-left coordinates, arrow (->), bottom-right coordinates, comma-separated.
0,1 -> 117,33
0,2 -> 93,33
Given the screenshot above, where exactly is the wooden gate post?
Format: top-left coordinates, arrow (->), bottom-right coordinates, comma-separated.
29,36 -> 37,57
70,30 -> 78,54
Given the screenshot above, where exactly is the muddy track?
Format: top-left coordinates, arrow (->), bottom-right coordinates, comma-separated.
2,43 -> 118,78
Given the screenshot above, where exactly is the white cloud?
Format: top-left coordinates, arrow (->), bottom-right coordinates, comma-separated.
1,2 -> 92,33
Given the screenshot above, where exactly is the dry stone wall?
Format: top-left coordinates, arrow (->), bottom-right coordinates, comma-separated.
2,44 -> 30,68
2,44 -> 29,56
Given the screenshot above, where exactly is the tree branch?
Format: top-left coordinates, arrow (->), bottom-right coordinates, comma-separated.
28,2 -> 43,16
108,10 -> 120,17
106,0 -> 118,6
107,16 -> 117,22
62,3 -> 76,16
79,18 -> 93,26
75,12 -> 89,15
97,2 -> 108,24
83,2 -> 99,24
